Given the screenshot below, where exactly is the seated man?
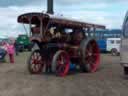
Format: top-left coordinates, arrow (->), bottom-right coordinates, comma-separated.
48,28 -> 62,42
50,28 -> 61,39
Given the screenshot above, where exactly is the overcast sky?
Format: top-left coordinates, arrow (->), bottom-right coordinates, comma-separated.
0,0 -> 128,37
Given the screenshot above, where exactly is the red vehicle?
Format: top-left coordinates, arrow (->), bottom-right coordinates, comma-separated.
18,12 -> 105,76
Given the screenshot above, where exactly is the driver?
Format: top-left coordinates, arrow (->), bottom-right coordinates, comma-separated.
50,27 -> 61,39
71,29 -> 85,45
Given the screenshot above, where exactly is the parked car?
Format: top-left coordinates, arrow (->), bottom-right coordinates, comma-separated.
106,38 -> 121,56
0,48 -> 6,62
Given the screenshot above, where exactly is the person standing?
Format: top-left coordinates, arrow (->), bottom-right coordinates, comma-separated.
14,41 -> 19,56
6,42 -> 15,63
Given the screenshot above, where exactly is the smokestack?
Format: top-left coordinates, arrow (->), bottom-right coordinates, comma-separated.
47,0 -> 54,14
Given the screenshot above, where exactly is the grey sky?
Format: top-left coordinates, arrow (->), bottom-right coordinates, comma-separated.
0,0 -> 127,7
0,0 -> 46,6
0,0 -> 127,37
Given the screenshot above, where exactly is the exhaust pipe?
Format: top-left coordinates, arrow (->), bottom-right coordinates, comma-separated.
47,0 -> 54,14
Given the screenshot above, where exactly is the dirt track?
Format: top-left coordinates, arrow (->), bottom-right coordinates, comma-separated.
0,53 -> 128,96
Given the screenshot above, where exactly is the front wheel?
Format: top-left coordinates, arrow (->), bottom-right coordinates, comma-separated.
28,50 -> 44,74
111,48 -> 118,56
80,39 -> 100,73
52,50 -> 70,77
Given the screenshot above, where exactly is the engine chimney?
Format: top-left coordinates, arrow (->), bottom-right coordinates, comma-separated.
47,0 -> 54,14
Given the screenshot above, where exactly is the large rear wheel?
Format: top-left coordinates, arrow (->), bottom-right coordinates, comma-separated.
52,50 -> 70,77
80,39 -> 100,73
28,50 -> 44,74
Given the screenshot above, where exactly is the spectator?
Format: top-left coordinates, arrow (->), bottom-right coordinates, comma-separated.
6,42 -> 15,63
14,41 -> 19,56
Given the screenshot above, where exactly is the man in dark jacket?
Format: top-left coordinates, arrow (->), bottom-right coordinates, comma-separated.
14,41 -> 19,56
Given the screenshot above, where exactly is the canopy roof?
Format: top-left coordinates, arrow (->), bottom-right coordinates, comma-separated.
18,12 -> 105,29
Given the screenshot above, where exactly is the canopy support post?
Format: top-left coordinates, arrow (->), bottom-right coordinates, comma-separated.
40,18 -> 43,38
29,17 -> 32,37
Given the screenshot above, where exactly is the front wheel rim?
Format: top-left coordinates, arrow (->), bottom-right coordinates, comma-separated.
29,50 -> 44,74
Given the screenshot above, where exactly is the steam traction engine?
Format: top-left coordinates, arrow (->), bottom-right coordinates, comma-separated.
18,12 -> 105,76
